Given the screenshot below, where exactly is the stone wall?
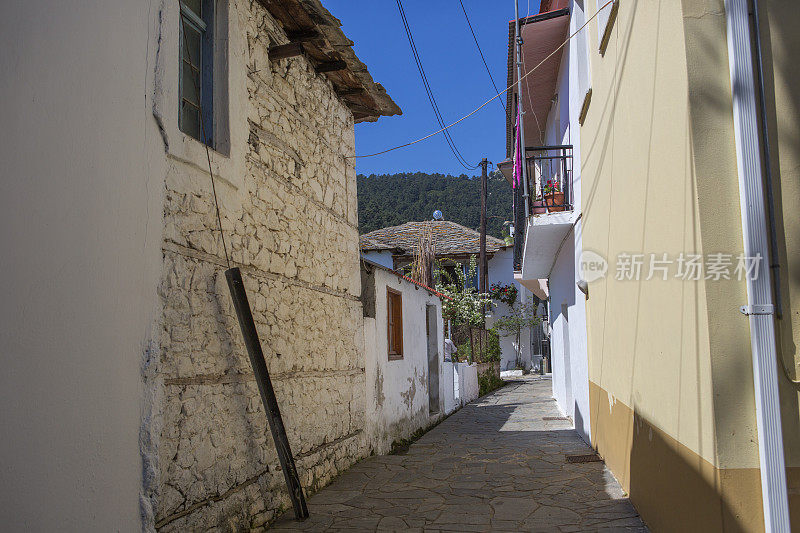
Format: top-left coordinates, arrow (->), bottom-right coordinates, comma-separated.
145,0 -> 368,529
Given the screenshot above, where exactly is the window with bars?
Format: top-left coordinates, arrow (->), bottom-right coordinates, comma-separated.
179,0 -> 214,144
387,288 -> 403,360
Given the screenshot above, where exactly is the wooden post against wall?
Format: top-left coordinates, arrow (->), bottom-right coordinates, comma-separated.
225,267 -> 309,521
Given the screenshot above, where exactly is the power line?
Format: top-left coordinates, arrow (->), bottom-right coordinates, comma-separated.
458,0 -> 506,113
352,0 -> 614,160
396,0 -> 476,170
395,0 -> 478,170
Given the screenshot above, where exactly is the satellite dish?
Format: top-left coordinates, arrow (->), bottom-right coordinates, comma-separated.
432,210 -> 443,220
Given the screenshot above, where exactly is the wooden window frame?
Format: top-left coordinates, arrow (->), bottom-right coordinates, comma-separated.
179,0 -> 214,145
387,287 -> 403,360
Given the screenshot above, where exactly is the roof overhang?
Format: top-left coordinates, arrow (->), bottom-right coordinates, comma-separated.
506,8 -> 570,154
515,273 -> 549,300
498,158 -> 513,185
258,0 -> 401,122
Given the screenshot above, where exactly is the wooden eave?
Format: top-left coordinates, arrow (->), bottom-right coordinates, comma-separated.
258,0 -> 402,123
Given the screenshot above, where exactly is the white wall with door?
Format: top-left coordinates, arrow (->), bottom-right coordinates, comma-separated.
361,261 -> 447,454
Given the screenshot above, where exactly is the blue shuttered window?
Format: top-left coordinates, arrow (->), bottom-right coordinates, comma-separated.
179,0 -> 214,145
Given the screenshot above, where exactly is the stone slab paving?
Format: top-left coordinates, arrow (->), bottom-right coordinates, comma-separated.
271,376 -> 648,532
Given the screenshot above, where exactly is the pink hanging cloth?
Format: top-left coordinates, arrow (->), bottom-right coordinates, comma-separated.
512,113 -> 522,189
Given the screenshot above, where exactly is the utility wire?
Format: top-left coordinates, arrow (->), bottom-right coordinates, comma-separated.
458,0 -> 506,113
353,0 -> 614,160
396,0 -> 476,169
179,8 -> 231,268
396,0 -> 479,170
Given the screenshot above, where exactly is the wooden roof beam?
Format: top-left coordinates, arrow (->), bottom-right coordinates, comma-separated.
269,42 -> 304,61
314,60 -> 347,73
336,87 -> 365,97
286,29 -> 320,42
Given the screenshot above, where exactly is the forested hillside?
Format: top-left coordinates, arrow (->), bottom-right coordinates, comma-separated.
357,171 -> 514,238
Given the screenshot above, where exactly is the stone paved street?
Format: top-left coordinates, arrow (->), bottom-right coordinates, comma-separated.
271,376 -> 647,531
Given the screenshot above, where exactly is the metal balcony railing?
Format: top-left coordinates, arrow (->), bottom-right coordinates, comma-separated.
525,145 -> 574,215
512,145 -> 574,270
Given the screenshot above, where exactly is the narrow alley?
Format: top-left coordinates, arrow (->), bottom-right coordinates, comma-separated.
271,377 -> 647,531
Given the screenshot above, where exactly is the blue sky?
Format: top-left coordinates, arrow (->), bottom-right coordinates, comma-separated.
326,1 -> 541,177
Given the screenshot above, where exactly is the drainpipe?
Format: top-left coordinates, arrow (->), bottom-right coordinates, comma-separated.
514,0 -> 531,217
750,0 -> 782,320
724,0 -> 789,530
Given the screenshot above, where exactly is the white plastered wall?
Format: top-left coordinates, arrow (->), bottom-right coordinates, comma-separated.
364,269 -> 446,454
0,0 -> 166,528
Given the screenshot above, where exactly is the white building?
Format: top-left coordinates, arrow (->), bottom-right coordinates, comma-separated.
361,220 -> 537,371
360,260 -> 451,454
499,0 -> 591,441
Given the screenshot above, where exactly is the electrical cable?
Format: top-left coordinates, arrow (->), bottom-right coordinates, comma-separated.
396,0 -> 479,170
352,0 -> 614,160
397,0 -> 477,169
458,0 -> 506,113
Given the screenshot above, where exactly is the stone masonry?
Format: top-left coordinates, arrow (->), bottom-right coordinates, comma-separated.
142,1 -> 373,530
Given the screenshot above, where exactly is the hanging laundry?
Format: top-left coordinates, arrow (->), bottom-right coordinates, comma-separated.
513,113 -> 522,189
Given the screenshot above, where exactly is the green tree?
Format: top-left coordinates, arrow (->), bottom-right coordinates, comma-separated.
357,170 -> 513,238
493,301 -> 541,370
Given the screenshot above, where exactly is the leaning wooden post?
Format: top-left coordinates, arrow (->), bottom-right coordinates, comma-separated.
225,267 -> 309,521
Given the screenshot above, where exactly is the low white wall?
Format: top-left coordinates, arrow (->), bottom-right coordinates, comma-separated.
456,363 -> 479,405
364,267 -> 446,454
442,363 -> 457,414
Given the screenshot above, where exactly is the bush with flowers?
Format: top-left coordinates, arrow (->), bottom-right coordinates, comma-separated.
489,282 -> 517,307
436,256 -> 493,328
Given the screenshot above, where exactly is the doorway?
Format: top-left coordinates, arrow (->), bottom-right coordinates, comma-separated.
426,304 -> 440,414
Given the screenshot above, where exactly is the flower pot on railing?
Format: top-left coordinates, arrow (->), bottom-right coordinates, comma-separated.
543,192 -> 566,212
532,198 -> 547,214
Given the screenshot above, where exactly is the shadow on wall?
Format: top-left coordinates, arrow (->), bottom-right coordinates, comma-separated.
578,1 -> 800,530
628,408 -> 761,532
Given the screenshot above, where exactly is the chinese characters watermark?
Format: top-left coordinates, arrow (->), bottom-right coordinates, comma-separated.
580,251 -> 762,282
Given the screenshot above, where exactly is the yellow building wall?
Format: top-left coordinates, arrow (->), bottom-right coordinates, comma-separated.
577,0 -> 799,530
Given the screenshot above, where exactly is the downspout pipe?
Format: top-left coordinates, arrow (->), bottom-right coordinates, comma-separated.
751,0 -> 783,319
514,0 -> 531,217
724,0 -> 790,530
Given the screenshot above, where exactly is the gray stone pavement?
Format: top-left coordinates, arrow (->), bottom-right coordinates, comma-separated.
271,376 -> 647,532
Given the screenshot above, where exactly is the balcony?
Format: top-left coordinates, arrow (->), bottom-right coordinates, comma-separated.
525,145 -> 573,215
500,145 -> 576,296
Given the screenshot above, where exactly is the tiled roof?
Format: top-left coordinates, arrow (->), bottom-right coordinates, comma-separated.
360,221 -> 508,256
